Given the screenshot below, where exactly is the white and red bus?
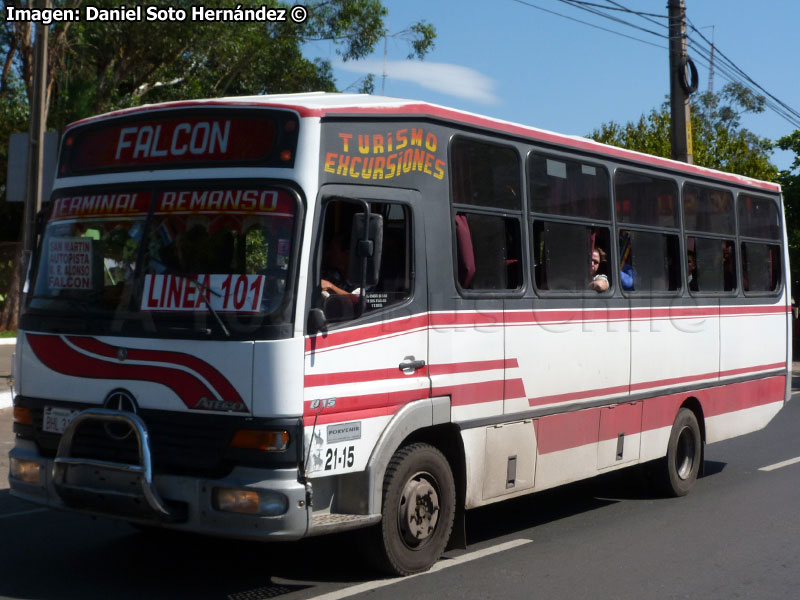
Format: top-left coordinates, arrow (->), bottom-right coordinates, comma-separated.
9,93 -> 790,575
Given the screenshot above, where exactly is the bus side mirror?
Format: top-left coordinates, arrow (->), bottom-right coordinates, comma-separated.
308,308 -> 327,334
348,213 -> 383,287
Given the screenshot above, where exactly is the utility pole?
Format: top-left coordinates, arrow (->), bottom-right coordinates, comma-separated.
707,25 -> 715,94
21,0 -> 50,300
668,0 -> 693,163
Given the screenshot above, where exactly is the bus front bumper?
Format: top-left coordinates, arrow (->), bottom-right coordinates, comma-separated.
8,438 -> 310,541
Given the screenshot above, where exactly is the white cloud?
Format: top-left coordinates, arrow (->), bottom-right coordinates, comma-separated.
337,60 -> 500,105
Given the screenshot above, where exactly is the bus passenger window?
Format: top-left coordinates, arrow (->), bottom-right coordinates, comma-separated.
619,229 -> 681,293
616,171 -> 678,229
685,237 -> 736,293
742,242 -> 781,293
529,154 -> 610,220
455,212 -> 521,291
532,221 -> 611,293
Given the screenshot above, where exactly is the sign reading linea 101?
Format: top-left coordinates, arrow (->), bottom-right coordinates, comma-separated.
59,110 -> 298,175
141,274 -> 266,313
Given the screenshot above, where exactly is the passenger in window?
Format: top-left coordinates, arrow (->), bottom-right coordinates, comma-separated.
589,248 -> 609,292
722,242 -> 736,291
321,233 -> 360,297
619,231 -> 635,291
687,250 -> 699,292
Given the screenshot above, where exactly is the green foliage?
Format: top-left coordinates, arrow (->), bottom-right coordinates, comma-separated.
777,131 -> 800,291
589,83 -> 778,181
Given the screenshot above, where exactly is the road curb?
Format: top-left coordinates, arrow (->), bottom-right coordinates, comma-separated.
0,390 -> 11,410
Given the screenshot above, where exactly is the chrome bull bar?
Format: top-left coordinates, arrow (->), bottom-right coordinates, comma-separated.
52,408 -> 176,520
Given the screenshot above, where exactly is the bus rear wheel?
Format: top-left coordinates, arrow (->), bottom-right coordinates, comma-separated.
372,443 -> 455,576
663,408 -> 702,497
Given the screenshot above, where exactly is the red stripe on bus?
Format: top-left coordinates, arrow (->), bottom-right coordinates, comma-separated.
67,336 -> 243,404
304,314 -> 428,352
27,334 -> 246,412
304,358 -> 518,387
302,388 -> 429,424
505,308 -> 629,325
305,367 -> 412,387
433,380 -> 505,406
538,376 -> 785,455
429,359 -> 515,376
429,312 -> 504,327
719,305 -> 789,316
505,378 -> 528,400
640,376 -> 785,431
530,384 -> 631,406
303,388 -> 428,416
598,403 -> 643,442
529,361 -> 785,406
305,305 -> 785,352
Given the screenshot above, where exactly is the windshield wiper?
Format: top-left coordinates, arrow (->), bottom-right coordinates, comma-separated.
160,271 -> 231,338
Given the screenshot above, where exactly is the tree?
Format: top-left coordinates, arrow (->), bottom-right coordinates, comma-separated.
0,0 -> 436,329
590,83 -> 778,181
2,1 -> 435,128
777,131 -> 800,291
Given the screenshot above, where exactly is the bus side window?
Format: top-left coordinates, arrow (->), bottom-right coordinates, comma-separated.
532,221 -> 611,292
620,229 -> 681,293
454,212 -> 521,291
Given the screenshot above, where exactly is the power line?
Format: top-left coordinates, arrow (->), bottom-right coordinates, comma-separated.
563,0 -> 668,20
508,0 -> 666,49
686,19 -> 800,126
508,0 -> 800,130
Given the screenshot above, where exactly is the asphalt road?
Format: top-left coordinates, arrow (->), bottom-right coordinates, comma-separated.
2,384 -> 800,600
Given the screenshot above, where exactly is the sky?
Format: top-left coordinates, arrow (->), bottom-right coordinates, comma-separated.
308,0 -> 800,171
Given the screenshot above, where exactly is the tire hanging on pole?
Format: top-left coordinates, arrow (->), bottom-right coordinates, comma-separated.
679,55 -> 699,95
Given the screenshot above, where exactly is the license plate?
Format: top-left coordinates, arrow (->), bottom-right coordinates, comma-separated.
43,406 -> 79,434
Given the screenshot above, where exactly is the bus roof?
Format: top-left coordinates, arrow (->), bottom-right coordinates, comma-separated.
66,92 -> 781,193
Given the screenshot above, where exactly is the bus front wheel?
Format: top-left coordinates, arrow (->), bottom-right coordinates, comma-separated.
663,408 -> 702,497
372,442 -> 456,576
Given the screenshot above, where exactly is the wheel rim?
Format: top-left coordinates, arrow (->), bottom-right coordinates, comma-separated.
675,425 -> 697,480
397,471 -> 440,549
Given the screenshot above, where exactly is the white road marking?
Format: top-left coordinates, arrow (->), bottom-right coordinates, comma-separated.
304,538 -> 532,600
0,389 -> 12,409
0,508 -> 48,520
759,456 -> 800,472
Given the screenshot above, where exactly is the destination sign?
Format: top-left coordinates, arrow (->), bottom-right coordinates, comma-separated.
59,110 -> 299,174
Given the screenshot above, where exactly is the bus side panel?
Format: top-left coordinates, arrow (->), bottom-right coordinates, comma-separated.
534,409 -> 600,491
630,301 -> 720,398
639,375 -> 787,461
719,302 -> 787,381
701,375 -> 785,444
503,303 -> 631,415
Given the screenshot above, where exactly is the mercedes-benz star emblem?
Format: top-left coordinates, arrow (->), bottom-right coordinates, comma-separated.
103,389 -> 138,440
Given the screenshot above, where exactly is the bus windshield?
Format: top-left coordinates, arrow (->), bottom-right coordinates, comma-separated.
29,184 -> 299,338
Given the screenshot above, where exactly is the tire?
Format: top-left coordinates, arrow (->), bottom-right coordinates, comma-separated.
663,408 -> 702,497
371,443 -> 456,576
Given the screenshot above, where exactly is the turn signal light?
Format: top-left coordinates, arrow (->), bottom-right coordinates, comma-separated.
13,406 -> 33,426
10,458 -> 41,483
212,487 -> 288,516
230,429 -> 289,452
